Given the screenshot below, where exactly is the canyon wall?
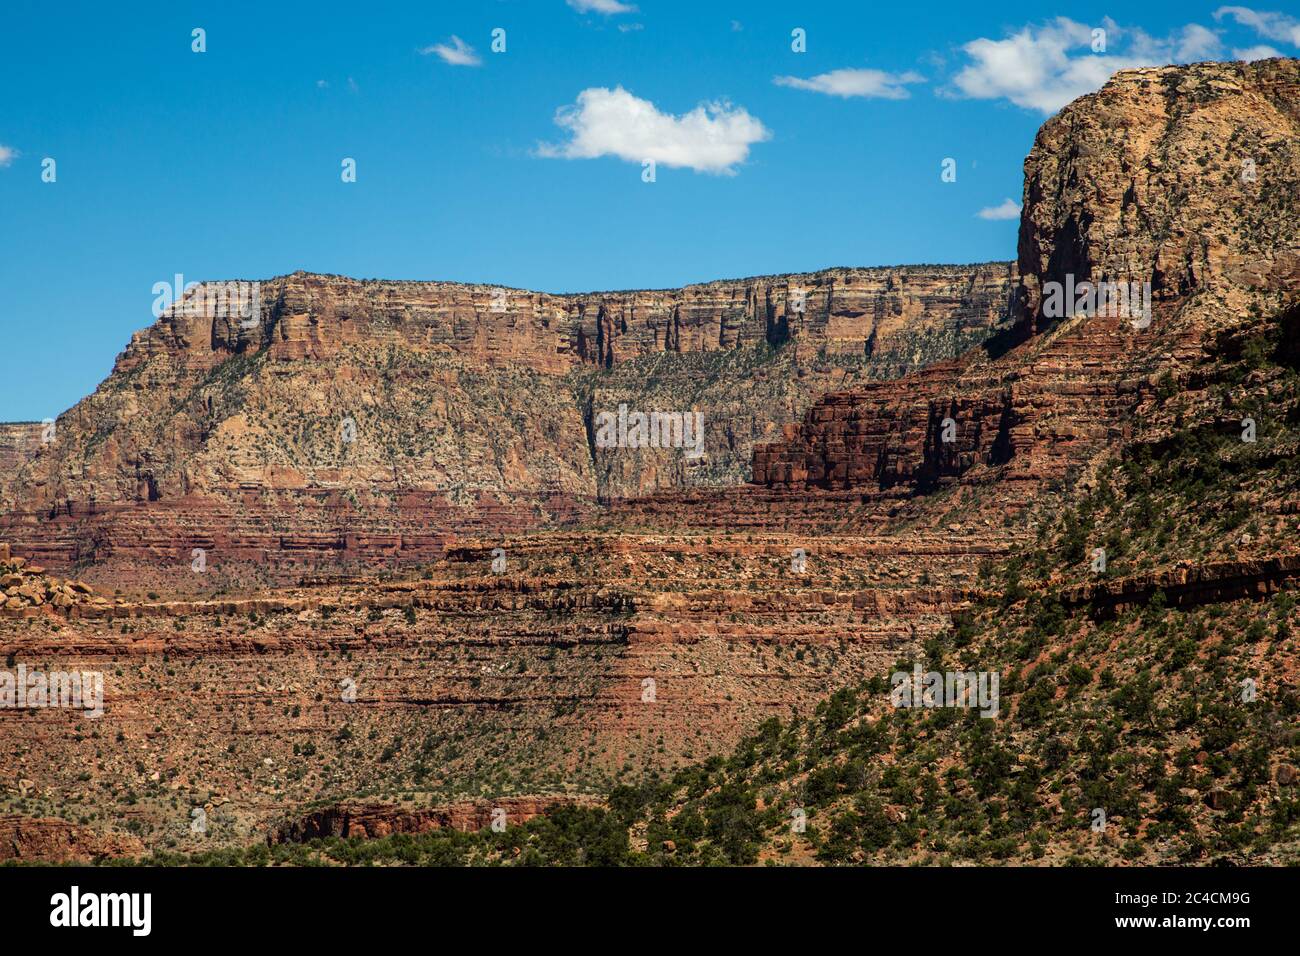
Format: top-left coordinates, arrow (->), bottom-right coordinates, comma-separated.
0,263 -> 1014,586
753,59 -> 1300,500
113,263 -> 1014,375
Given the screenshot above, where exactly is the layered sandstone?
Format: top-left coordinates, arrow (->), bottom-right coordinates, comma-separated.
115,264 -> 1015,375
0,815 -> 143,862
0,423 -> 43,475
0,528 -> 979,849
0,265 -> 1014,587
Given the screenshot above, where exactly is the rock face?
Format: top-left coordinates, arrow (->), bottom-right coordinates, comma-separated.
1060,554 -> 1300,616
112,264 -> 1014,375
270,795 -> 600,843
753,59 -> 1300,497
750,309 -> 1157,494
0,815 -> 143,862
0,264 -> 1013,587
0,423 -> 43,475
1016,60 -> 1300,326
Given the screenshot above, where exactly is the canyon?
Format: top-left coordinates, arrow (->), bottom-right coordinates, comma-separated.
0,58 -> 1298,863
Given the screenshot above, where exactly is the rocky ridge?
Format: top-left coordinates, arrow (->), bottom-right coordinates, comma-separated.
0,264 -> 1013,587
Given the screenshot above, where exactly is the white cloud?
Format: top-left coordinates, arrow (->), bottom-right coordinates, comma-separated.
773,68 -> 925,100
949,19 -> 1124,113
0,145 -> 18,167
618,23 -> 644,33
1233,44 -> 1283,59
1214,6 -> 1300,46
1172,24 -> 1224,60
947,17 -> 1227,114
420,35 -> 481,67
567,0 -> 637,14
538,86 -> 771,175
977,198 -> 1022,221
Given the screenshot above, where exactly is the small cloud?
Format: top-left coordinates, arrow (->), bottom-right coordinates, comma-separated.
347,77 -> 359,92
1214,6 -> 1300,47
1174,23 -> 1224,60
946,17 -> 1226,114
977,199 -> 1022,221
537,85 -> 771,175
567,0 -> 637,14
0,145 -> 18,167
774,67 -> 925,100
1233,43 -> 1283,59
618,23 -> 644,33
731,20 -> 743,32
316,79 -> 329,89
420,35 -> 482,66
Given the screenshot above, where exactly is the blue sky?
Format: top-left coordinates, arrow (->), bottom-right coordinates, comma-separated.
1,1 -> 1296,421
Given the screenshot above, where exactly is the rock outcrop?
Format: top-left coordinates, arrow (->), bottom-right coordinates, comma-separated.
753,59 -> 1300,498
0,265 -> 1014,587
0,815 -> 143,862
0,542 -> 105,615
0,423 -> 43,476
270,795 -> 601,843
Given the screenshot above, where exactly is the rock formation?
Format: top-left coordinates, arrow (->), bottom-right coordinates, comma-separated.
755,61 -> 1300,494
0,264 -> 1013,588
270,795 -> 601,844
0,815 -> 143,863
0,423 -> 43,476
1,59 -> 1298,863
0,542 -> 105,615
